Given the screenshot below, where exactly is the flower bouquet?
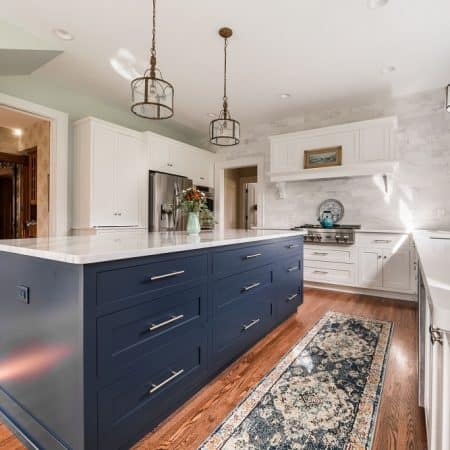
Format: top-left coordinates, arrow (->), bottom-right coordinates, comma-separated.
178,187 -> 206,234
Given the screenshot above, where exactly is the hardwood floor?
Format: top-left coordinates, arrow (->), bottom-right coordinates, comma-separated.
0,288 -> 427,450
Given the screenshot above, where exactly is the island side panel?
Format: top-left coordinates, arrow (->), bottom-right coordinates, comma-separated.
0,252 -> 85,450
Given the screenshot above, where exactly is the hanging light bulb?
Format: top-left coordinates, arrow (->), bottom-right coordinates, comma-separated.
131,0 -> 174,119
209,27 -> 240,146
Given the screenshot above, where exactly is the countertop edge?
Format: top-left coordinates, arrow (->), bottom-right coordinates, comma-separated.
0,231 -> 306,265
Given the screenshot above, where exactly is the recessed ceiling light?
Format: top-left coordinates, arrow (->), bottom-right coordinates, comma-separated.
280,93 -> 291,99
12,128 -> 23,137
381,65 -> 396,74
53,28 -> 74,41
367,0 -> 389,8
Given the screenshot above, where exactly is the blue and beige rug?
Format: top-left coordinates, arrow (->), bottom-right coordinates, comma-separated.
199,311 -> 393,450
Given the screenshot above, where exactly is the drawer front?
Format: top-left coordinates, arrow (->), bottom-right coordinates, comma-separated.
304,261 -> 355,286
356,233 -> 410,250
273,259 -> 303,321
212,295 -> 271,369
304,245 -> 355,263
96,253 -> 207,313
212,237 -> 302,278
97,284 -> 207,382
276,285 -> 302,321
213,266 -> 273,314
98,328 -> 207,450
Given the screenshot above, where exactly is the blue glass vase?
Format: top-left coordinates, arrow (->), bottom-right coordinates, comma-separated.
186,212 -> 201,235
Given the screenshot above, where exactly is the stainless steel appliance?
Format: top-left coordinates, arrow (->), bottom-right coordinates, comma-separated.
292,224 -> 361,245
148,171 -> 192,231
196,185 -> 214,212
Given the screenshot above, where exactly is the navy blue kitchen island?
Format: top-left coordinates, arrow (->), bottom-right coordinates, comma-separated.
0,230 -> 304,450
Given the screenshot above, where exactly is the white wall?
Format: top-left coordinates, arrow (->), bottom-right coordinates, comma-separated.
216,87 -> 450,230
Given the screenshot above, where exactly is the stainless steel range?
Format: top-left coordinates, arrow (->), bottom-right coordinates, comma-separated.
292,224 -> 361,245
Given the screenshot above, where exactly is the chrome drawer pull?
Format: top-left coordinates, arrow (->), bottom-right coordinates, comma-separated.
149,314 -> 184,332
288,244 -> 300,249
149,270 -> 185,281
313,270 -> 328,275
149,369 -> 184,394
244,253 -> 262,260
287,266 -> 298,272
374,239 -> 392,244
242,318 -> 260,331
287,293 -> 298,302
242,282 -> 261,292
313,252 -> 328,256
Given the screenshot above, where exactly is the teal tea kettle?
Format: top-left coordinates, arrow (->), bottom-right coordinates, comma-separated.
319,210 -> 334,229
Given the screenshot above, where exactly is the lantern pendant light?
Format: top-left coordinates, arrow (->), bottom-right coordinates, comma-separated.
131,0 -> 174,119
210,27 -> 240,146
446,84 -> 450,113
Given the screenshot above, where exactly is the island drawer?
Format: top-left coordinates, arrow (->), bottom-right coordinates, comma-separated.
98,328 -> 207,450
95,253 -> 208,314
212,237 -> 302,278
212,266 -> 273,314
97,284 -> 207,382
212,294 -> 271,370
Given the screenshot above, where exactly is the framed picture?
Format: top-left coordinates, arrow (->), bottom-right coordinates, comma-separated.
303,146 -> 342,169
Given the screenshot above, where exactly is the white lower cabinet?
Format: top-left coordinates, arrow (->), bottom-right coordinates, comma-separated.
358,247 -> 383,288
304,232 -> 415,298
358,247 -> 411,291
423,293 -> 450,450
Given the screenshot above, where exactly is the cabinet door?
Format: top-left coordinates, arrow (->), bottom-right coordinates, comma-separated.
148,135 -> 171,172
114,134 -> 140,226
169,142 -> 191,176
270,140 -> 302,174
382,249 -> 411,292
358,247 -> 383,288
91,124 -> 117,226
359,125 -> 391,161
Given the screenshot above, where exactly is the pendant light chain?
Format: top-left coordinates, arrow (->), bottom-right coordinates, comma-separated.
223,37 -> 228,115
150,0 -> 157,78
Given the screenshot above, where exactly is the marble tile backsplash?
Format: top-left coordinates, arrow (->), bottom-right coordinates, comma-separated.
216,87 -> 450,231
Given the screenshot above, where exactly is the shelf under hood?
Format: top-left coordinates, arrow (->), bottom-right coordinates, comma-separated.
270,160 -> 399,183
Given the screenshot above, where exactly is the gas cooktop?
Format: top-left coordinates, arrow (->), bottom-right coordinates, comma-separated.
292,224 -> 361,230
292,224 -> 361,244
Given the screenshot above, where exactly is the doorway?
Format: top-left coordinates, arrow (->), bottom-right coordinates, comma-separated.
0,106 -> 50,238
223,166 -> 257,230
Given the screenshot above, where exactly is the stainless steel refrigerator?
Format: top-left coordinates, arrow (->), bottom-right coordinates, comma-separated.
148,171 -> 193,231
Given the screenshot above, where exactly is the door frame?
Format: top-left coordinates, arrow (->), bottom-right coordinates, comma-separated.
214,156 -> 265,230
0,93 -> 69,236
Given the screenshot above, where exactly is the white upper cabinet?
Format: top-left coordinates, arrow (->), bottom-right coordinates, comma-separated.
146,132 -> 215,187
73,118 -> 143,229
269,117 -> 397,181
359,123 -> 394,162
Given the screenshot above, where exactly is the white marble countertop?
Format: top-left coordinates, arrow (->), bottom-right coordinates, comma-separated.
413,230 -> 450,331
252,226 -> 409,234
0,229 -> 306,265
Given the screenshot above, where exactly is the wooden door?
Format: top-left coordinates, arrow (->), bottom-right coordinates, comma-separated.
0,173 -> 14,239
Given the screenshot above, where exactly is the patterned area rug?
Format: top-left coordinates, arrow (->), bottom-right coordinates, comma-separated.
199,311 -> 393,450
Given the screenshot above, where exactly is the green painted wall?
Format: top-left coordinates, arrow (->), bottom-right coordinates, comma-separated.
0,73 -> 205,147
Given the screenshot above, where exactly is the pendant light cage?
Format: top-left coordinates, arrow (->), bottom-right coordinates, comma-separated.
210,27 -> 240,146
131,0 -> 174,120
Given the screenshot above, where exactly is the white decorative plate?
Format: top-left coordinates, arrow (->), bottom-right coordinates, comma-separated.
318,199 -> 344,223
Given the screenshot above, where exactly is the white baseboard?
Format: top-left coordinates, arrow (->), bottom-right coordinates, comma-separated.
304,281 -> 417,302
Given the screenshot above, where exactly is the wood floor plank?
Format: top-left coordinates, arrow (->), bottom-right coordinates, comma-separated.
0,288 -> 427,450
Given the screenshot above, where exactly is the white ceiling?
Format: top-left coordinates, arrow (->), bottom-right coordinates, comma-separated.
2,0 -> 450,139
